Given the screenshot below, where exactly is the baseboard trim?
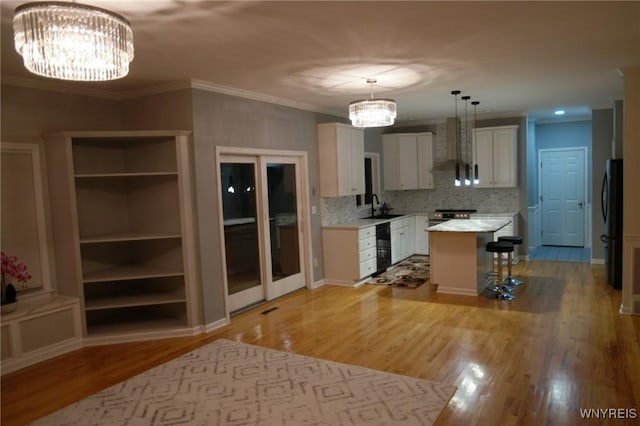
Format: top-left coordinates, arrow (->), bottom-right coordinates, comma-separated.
83,326 -> 203,347
204,318 -> 229,333
310,279 -> 325,289
591,258 -> 605,264
1,338 -> 83,375
434,286 -> 480,296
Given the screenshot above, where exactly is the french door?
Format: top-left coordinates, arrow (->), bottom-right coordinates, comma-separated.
220,154 -> 306,313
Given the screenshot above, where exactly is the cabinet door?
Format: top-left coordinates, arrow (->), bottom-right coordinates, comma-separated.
382,134 -> 399,190
414,215 -> 430,255
492,127 -> 517,187
349,128 -> 365,194
405,217 -> 416,257
417,134 -> 434,189
336,126 -> 354,196
473,129 -> 494,188
398,135 -> 418,189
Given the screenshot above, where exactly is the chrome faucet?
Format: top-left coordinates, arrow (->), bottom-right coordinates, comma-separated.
371,193 -> 380,217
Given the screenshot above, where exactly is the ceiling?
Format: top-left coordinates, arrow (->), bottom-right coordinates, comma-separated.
2,1 -> 639,124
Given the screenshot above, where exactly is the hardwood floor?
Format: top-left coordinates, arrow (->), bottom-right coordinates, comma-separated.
2,260 -> 639,425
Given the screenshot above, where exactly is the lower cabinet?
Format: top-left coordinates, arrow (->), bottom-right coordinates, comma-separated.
322,226 -> 376,285
391,217 -> 414,264
1,295 -> 83,375
321,216 -> 419,286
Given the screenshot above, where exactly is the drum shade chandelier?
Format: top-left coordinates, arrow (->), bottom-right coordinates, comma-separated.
349,79 -> 397,128
13,1 -> 134,81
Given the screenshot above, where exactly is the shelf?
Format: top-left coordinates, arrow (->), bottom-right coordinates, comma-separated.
80,232 -> 181,244
72,137 -> 178,175
85,306 -> 187,336
75,172 -> 178,178
46,132 -> 196,340
83,266 -> 184,283
84,293 -> 186,311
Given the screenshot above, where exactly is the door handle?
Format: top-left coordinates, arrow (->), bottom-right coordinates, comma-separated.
579,201 -> 583,209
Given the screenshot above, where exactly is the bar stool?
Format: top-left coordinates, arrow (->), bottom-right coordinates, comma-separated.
498,236 -> 523,286
486,241 -> 515,300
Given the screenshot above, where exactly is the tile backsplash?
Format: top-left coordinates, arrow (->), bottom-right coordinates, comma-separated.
321,121 -> 519,225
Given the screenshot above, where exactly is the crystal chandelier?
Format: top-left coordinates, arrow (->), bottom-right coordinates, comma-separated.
13,2 -> 134,81
349,79 -> 397,128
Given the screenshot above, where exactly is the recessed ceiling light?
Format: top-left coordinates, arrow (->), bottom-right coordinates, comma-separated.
554,110 -> 566,115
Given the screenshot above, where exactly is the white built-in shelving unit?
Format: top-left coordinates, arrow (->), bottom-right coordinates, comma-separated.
46,131 -> 199,342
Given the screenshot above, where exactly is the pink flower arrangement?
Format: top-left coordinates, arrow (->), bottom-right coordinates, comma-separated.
1,251 -> 32,283
2,251 -> 30,305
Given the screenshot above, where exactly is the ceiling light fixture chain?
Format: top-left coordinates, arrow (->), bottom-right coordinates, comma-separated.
349,78 -> 397,128
13,1 -> 135,81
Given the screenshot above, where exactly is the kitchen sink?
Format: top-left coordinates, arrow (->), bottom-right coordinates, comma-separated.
364,214 -> 405,220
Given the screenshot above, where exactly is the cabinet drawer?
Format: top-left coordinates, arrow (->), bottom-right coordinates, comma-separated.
359,258 -> 377,278
359,235 -> 376,250
359,247 -> 376,263
359,226 -> 375,240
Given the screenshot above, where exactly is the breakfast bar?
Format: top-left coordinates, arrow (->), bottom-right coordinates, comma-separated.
428,218 -> 511,296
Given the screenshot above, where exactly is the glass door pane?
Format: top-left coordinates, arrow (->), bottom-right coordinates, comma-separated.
221,162 -> 263,310
267,163 -> 301,280
263,158 -> 305,301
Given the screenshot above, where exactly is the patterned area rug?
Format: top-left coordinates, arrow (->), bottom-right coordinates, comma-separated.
32,338 -> 455,426
367,255 -> 430,288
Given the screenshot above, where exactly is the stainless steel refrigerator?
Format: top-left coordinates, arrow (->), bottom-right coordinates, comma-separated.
600,159 -> 623,289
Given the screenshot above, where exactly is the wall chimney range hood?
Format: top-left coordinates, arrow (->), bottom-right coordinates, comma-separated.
434,116 -> 460,170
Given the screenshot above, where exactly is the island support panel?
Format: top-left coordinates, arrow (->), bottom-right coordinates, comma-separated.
430,231 -> 494,295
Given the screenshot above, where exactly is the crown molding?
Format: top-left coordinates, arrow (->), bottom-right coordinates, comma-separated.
1,75 -> 123,100
189,79 -> 342,116
1,75 -> 344,116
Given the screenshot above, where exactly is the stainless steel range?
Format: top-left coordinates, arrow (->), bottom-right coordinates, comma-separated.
428,209 -> 477,225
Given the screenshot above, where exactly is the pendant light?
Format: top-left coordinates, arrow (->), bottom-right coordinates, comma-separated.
451,90 -> 461,187
13,1 -> 134,81
472,101 -> 480,184
462,95 -> 471,186
349,79 -> 397,128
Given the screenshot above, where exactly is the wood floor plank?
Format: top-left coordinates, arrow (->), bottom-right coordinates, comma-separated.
1,260 -> 639,426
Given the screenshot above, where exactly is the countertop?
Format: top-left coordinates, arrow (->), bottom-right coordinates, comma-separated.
427,218 -> 511,233
322,211 -> 518,230
322,215 -> 410,229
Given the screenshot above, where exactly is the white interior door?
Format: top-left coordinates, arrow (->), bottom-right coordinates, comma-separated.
540,148 -> 586,246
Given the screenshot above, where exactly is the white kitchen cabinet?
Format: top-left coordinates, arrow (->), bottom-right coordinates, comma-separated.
472,125 -> 518,188
383,132 -> 434,190
391,217 -> 413,263
322,225 -> 376,285
414,215 -> 430,255
318,123 -> 365,197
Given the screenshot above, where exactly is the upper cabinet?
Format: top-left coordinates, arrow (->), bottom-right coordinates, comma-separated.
383,132 -> 434,190
472,125 -> 518,188
318,123 -> 365,197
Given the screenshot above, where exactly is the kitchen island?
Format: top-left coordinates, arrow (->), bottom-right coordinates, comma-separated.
428,218 -> 511,295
